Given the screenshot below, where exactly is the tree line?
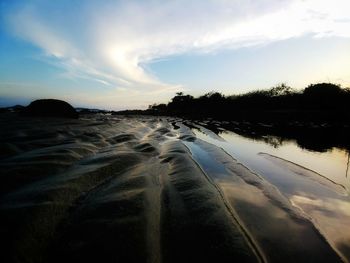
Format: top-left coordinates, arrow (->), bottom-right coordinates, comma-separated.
145,83 -> 350,123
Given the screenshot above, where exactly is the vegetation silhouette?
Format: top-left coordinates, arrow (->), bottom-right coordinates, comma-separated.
143,82 -> 350,124
110,82 -> 350,152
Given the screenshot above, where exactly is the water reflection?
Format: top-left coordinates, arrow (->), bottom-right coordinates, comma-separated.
185,121 -> 350,262
187,120 -> 350,190
188,120 -> 350,153
183,139 -> 342,262
346,154 -> 350,178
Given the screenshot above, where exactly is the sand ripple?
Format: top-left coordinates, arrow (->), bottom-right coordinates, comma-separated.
0,114 -> 344,263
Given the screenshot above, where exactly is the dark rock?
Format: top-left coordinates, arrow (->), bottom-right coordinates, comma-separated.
22,99 -> 78,119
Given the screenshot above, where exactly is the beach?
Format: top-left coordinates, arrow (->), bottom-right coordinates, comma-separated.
0,113 -> 348,263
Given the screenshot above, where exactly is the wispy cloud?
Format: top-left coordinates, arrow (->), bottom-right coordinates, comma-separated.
3,0 -> 350,107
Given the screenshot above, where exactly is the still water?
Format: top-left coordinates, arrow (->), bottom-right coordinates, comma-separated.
188,123 -> 350,261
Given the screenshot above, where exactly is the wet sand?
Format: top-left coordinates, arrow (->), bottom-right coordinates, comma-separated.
0,113 -> 345,263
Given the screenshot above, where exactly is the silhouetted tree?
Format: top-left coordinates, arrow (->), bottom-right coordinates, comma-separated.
144,82 -> 350,123
268,83 -> 294,96
304,83 -> 342,96
303,83 -> 347,110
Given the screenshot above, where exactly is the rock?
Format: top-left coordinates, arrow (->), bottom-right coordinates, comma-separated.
22,99 -> 78,118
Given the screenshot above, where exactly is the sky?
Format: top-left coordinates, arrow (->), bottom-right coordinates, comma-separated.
0,0 -> 350,110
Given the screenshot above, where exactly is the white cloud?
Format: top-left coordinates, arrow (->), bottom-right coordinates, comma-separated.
4,0 -> 350,107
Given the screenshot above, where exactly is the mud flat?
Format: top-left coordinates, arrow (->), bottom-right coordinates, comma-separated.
0,113 -> 345,263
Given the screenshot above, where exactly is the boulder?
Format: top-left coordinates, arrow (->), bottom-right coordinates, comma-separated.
22,99 -> 78,118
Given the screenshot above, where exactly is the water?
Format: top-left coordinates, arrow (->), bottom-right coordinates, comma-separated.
186,123 -> 350,262
192,127 -> 350,193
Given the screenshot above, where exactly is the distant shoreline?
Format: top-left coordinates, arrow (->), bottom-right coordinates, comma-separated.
116,83 -> 350,125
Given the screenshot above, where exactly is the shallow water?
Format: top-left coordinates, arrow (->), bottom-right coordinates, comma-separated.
187,123 -> 350,262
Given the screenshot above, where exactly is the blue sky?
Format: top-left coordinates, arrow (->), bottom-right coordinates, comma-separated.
1,0 -> 350,109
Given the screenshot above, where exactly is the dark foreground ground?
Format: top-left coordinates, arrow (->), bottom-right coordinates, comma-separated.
0,113 -> 347,263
